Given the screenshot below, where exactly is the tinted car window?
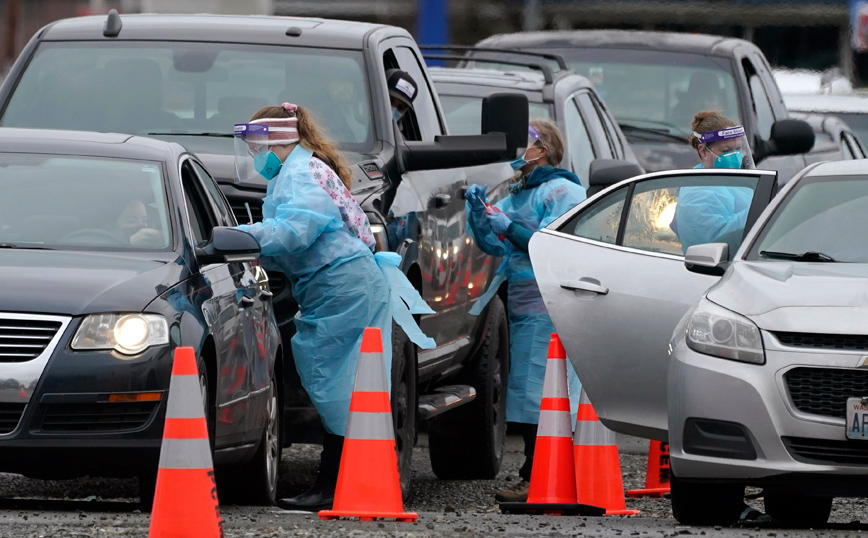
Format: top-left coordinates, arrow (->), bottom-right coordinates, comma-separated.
576,93 -> 613,159
192,160 -> 234,225
0,154 -> 170,250
564,98 -> 596,183
181,163 -> 217,246
1,42 -> 374,155
750,175 -> 868,263
394,47 -> 443,142
438,94 -> 551,135
561,186 -> 627,244
746,68 -> 776,140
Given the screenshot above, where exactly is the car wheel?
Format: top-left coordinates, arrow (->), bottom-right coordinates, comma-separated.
764,492 -> 832,527
391,323 -> 417,496
219,374 -> 282,506
670,474 -> 745,526
429,295 -> 509,479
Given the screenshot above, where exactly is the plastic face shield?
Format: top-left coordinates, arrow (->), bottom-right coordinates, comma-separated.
234,123 -> 269,184
528,125 -> 542,150
692,125 -> 754,169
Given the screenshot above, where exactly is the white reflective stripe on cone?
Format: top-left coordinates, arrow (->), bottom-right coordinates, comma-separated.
166,376 -> 206,419
158,438 -> 213,469
574,419 -> 617,447
352,352 -> 389,393
541,358 -> 569,399
537,409 -> 573,438
345,411 -> 394,441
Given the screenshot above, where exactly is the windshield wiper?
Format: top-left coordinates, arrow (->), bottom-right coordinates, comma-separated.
618,122 -> 686,143
760,250 -> 837,262
147,132 -> 234,138
0,243 -> 54,250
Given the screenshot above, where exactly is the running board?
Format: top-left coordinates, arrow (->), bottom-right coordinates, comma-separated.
418,385 -> 477,420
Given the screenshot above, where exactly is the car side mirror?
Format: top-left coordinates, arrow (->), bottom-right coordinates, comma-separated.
763,119 -> 815,159
684,243 -> 729,277
587,159 -> 644,197
195,226 -> 260,265
481,92 -> 529,160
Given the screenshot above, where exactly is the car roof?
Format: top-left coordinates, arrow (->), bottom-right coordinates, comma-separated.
805,159 -> 868,177
0,128 -> 185,162
784,93 -> 868,114
38,13 -> 394,50
478,29 -> 751,57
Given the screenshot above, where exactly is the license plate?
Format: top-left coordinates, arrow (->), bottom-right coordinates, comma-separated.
846,397 -> 868,440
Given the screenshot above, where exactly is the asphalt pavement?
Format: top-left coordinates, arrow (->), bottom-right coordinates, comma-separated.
0,433 -> 867,537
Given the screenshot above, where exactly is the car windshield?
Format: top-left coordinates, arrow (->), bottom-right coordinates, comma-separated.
749,175 -> 868,263
0,153 -> 171,251
0,42 -> 374,156
438,95 -> 551,135
551,48 -> 740,138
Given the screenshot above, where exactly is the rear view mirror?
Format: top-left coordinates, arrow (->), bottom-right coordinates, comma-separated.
684,243 -> 729,276
481,92 -> 529,160
196,227 -> 260,265
587,159 -> 644,197
764,119 -> 815,158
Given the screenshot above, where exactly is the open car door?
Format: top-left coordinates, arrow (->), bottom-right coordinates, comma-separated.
529,169 -> 777,440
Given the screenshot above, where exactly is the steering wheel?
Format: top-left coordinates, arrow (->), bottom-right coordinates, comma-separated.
58,228 -> 129,246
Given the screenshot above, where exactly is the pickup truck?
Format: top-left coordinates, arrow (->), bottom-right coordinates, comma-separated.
477,30 -> 816,184
0,12 -> 530,487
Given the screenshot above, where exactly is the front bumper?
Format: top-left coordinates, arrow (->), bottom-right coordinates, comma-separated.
669,330 -> 868,495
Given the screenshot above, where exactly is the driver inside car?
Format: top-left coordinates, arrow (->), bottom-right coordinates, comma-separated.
114,200 -> 163,248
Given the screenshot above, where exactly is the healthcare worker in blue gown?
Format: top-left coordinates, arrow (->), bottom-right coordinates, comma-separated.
233,103 -> 434,511
673,110 -> 756,254
464,119 -> 586,503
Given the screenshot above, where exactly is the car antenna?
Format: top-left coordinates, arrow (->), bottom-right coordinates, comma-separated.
103,9 -> 122,38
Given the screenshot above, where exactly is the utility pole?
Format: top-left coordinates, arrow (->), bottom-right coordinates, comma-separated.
523,0 -> 540,32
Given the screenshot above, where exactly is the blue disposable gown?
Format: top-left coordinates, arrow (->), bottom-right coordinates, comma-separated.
238,145 -> 434,435
675,164 -> 753,254
467,166 -> 587,425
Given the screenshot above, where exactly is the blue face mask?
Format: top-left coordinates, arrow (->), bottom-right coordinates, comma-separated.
253,150 -> 283,180
713,150 -> 744,169
392,106 -> 403,123
509,149 -> 541,172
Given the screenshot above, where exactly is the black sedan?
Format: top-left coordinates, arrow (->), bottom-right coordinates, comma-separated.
0,128 -> 282,506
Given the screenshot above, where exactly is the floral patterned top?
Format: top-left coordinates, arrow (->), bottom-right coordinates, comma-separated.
309,156 -> 376,250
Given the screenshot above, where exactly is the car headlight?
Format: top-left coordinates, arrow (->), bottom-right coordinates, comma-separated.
686,299 -> 765,365
369,223 -> 389,253
71,314 -> 169,355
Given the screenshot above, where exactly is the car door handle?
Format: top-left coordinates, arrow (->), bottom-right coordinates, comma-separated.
431,194 -> 452,209
560,279 -> 609,295
239,295 -> 255,307
259,289 -> 274,301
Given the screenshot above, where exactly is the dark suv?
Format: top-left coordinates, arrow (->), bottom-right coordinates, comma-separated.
0,12 -> 531,483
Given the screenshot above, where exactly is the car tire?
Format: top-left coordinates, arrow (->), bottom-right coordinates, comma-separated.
428,295 -> 509,480
670,474 -> 745,526
218,374 -> 282,506
764,492 -> 832,527
391,323 -> 417,497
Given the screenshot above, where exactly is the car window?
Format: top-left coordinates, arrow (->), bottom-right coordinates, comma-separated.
744,60 -> 775,140
564,98 -> 597,184
192,160 -> 234,225
438,94 -> 551,135
749,175 -> 868,263
0,42 -> 374,156
560,186 -> 627,244
0,153 -> 171,251
394,47 -> 443,142
181,163 -> 217,246
843,132 -> 865,159
590,93 -> 624,158
575,93 -> 612,159
623,175 -> 760,257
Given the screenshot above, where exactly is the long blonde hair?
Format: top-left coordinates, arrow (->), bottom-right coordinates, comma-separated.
250,105 -> 354,189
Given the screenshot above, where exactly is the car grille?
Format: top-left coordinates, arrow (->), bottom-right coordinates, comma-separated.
783,436 -> 868,466
0,403 -> 26,435
774,331 -> 868,352
785,367 -> 868,419
41,401 -> 160,433
229,200 -> 263,225
0,317 -> 63,362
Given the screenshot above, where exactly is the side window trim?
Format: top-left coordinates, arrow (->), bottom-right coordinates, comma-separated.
191,157 -> 234,226
179,157 -> 219,247
588,92 -> 620,158
614,182 -> 636,246
571,91 -> 602,156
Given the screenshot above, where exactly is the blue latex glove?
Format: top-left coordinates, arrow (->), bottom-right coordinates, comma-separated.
487,211 -> 512,235
465,184 -> 488,212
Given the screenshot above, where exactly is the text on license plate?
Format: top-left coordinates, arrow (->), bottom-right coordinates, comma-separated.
846,397 -> 868,440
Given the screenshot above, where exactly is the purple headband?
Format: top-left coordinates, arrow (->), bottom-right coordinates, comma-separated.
692,125 -> 745,145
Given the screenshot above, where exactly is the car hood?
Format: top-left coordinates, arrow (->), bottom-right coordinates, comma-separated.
0,250 -> 188,316
707,261 -> 868,333
629,140 -> 697,172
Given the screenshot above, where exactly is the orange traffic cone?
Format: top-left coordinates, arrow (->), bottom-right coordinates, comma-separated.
627,441 -> 671,498
149,347 -> 224,537
573,390 -> 640,516
319,328 -> 418,522
500,334 -> 604,517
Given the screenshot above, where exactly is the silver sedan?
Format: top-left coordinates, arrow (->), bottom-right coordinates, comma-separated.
529,161 -> 868,527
